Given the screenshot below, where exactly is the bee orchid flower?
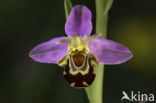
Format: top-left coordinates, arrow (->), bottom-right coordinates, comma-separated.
29,5 -> 133,88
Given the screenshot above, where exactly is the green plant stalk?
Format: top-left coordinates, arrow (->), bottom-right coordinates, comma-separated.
85,64 -> 105,103
85,0 -> 113,103
64,0 -> 73,20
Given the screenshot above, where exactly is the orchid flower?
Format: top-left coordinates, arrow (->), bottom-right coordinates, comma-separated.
29,5 -> 133,88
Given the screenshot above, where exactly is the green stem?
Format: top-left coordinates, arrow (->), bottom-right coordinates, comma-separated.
85,0 -> 113,103
85,65 -> 104,103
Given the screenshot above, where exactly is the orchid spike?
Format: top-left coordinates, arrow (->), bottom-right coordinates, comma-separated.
29,5 -> 133,88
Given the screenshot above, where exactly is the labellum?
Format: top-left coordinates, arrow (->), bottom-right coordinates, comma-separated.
58,35 -> 99,88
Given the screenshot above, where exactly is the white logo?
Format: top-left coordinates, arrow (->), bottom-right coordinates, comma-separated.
121,91 -> 131,101
121,91 -> 155,102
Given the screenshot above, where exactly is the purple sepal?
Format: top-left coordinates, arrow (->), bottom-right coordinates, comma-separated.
65,5 -> 92,38
88,37 -> 133,64
29,37 -> 68,64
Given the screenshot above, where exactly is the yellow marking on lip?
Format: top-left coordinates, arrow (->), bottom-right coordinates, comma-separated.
70,82 -> 75,87
69,54 -> 90,76
58,55 -> 69,67
63,71 -> 67,75
82,81 -> 89,86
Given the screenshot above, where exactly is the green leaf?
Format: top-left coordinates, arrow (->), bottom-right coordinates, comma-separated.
104,0 -> 113,14
64,0 -> 73,20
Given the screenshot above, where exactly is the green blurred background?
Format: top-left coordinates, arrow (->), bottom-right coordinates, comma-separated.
0,0 -> 156,103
